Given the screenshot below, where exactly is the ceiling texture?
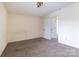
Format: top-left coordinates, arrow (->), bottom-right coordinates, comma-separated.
5,2 -> 73,16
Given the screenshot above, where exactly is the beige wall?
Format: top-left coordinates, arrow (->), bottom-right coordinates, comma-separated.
0,3 -> 8,55
47,3 -> 79,48
7,13 -> 43,42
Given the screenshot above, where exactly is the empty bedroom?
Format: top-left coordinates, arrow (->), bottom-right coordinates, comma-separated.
0,1 -> 79,57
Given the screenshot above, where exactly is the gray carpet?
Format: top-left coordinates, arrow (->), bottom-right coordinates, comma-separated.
1,38 -> 79,57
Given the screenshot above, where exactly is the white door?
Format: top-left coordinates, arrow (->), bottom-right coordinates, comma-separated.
51,16 -> 58,39
43,16 -> 58,40
43,17 -> 51,40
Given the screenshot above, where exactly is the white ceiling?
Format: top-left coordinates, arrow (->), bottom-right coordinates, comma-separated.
5,2 -> 73,16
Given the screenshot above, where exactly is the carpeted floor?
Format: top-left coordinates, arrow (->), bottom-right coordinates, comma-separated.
1,38 -> 79,57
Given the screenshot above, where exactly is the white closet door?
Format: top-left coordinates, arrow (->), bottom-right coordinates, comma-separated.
43,16 -> 58,40
51,16 -> 58,39
43,17 -> 52,40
